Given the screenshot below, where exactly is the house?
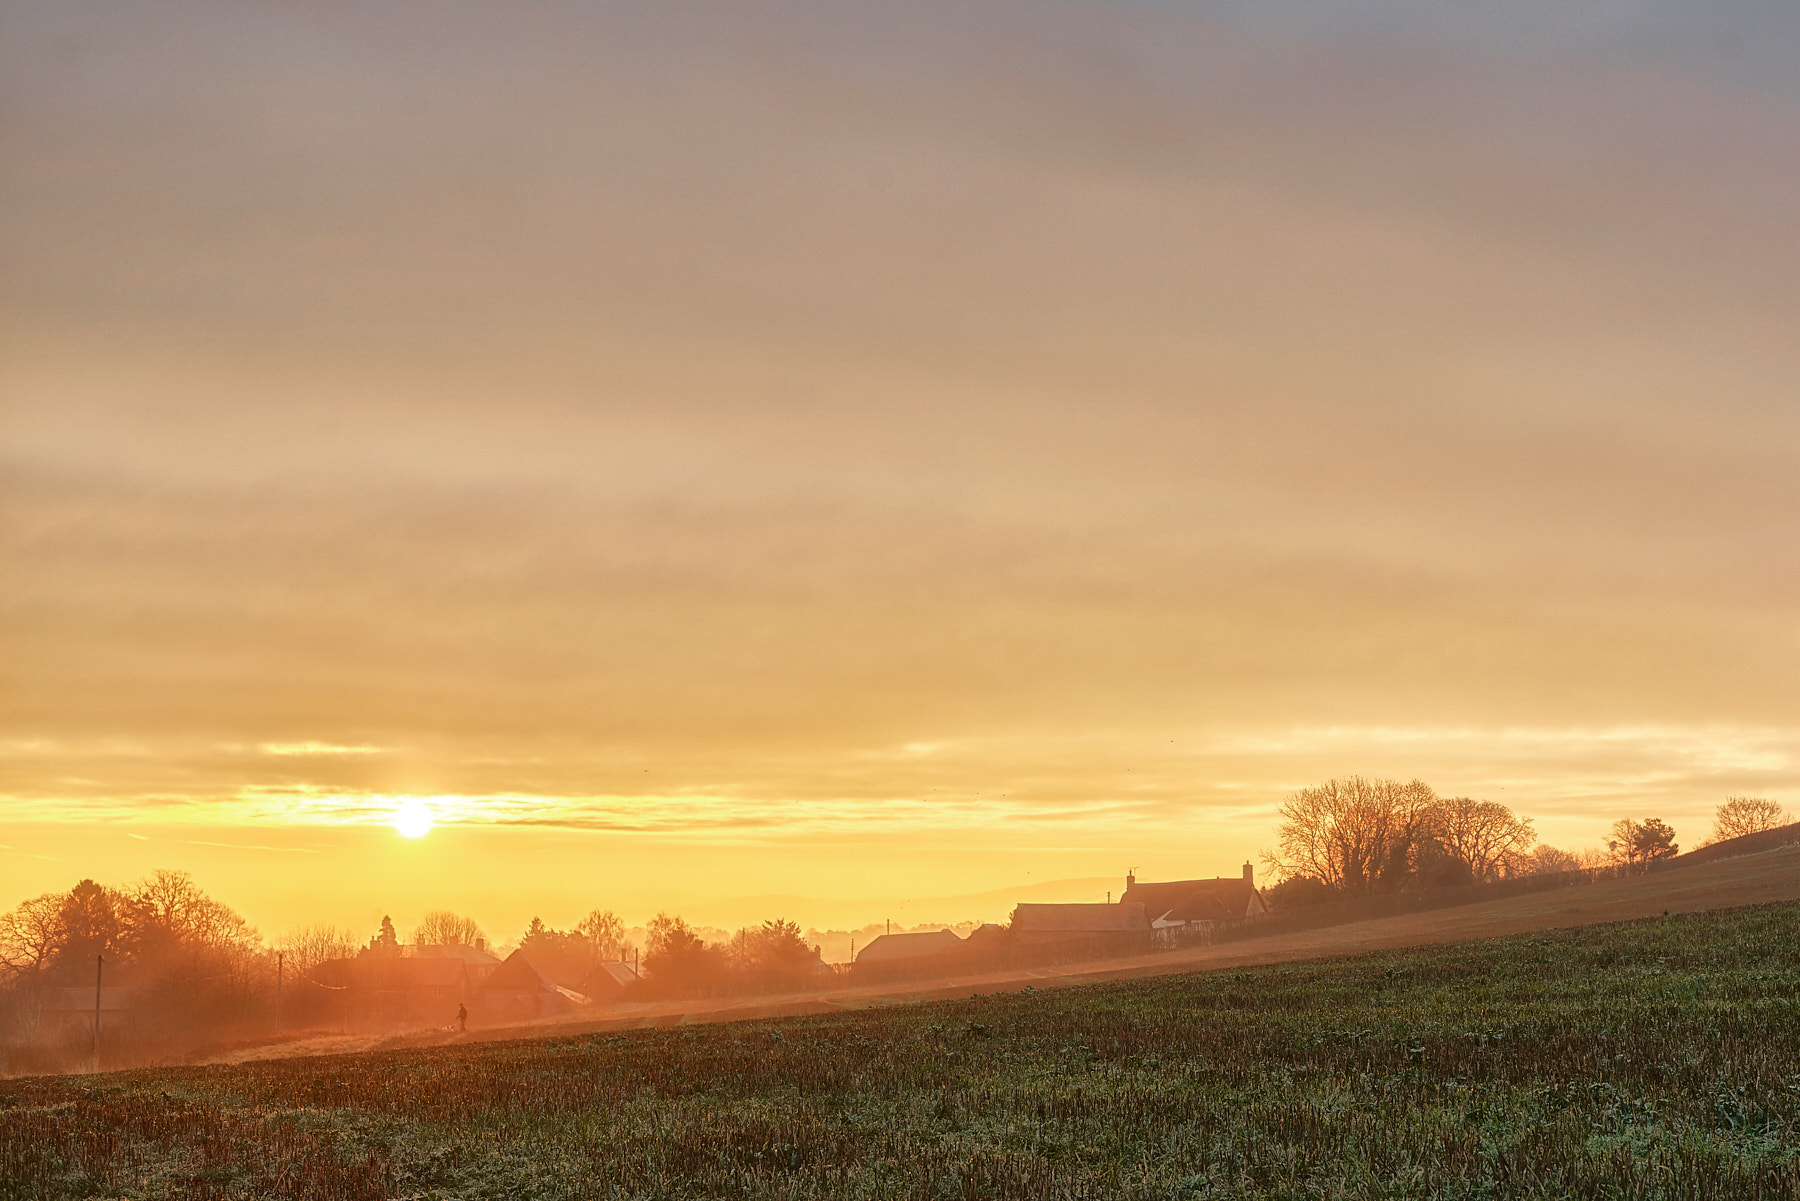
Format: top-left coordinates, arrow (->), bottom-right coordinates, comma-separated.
1120,865 -> 1268,931
476,949 -> 583,1020
404,942 -> 501,986
313,952 -> 479,1027
964,922 -> 1008,949
1009,902 -> 1150,946
854,929 -> 963,965
578,960 -> 643,1002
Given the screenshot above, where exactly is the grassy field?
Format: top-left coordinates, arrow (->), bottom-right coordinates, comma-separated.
4,901 -> 1799,1200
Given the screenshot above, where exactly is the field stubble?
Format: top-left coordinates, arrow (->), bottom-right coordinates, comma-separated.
4,902 -> 1800,1199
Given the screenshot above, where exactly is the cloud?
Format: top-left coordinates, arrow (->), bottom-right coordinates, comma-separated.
1,0 -> 1796,852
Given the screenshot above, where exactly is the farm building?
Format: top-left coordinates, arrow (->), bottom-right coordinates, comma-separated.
1009,902 -> 1150,946
854,929 -> 963,965
312,952 -> 481,1027
476,949 -> 585,1020
404,941 -> 502,983
578,960 -> 643,1002
1120,866 -> 1268,931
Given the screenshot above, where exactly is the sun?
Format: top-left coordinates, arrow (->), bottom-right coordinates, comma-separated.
393,799 -> 434,838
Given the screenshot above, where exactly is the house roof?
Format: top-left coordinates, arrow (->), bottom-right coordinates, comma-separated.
1010,903 -> 1149,933
856,929 -> 962,963
589,962 -> 642,988
1122,878 -> 1261,922
405,943 -> 501,966
481,949 -> 559,993
397,958 -> 468,988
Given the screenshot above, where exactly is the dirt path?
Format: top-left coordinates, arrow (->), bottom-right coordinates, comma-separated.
202,845 -> 1800,1066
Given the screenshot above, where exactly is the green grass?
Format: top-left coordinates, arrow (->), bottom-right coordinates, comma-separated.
5,901 -> 1800,1199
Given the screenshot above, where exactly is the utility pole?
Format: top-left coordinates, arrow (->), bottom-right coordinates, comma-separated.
276,951 -> 284,1030
93,954 -> 103,1072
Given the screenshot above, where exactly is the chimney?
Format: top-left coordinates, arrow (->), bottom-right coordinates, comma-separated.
1125,870 -> 1136,890
1243,862 -> 1254,885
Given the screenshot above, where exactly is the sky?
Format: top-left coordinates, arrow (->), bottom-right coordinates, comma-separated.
3,1 -> 1798,943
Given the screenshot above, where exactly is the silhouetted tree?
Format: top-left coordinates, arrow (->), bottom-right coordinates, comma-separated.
412,910 -> 485,949
1523,845 -> 1582,875
724,919 -> 820,988
1263,876 -> 1335,910
0,893 -> 66,981
575,909 -> 626,960
1709,797 -> 1791,845
1266,777 -> 1438,895
118,869 -> 256,964
279,924 -> 358,973
643,913 -> 721,993
1606,818 -> 1678,871
1427,797 -> 1535,883
368,915 -> 401,956
56,879 -> 123,977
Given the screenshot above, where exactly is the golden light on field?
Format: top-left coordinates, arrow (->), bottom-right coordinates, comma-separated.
393,800 -> 434,840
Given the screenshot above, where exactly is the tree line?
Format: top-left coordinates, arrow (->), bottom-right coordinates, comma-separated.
1,790 -> 1790,1067
1262,779 -> 1792,903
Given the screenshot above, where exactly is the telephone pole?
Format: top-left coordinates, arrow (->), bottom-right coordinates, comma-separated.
276,951 -> 284,1030
93,954 -> 104,1072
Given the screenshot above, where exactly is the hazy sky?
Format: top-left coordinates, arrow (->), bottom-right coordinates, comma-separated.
3,1 -> 1797,938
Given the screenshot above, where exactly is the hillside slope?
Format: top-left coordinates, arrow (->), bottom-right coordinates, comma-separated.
7,898 -> 1799,1199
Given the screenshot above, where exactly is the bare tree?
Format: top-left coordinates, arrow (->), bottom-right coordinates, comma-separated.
1428,797 -> 1536,883
119,869 -> 258,959
412,910 -> 486,949
576,909 -> 626,960
0,893 -> 66,980
1523,845 -> 1581,875
1266,777 -> 1439,895
278,924 -> 359,973
1709,797 -> 1791,845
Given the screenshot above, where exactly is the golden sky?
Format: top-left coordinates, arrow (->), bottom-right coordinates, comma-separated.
3,2 -> 1798,940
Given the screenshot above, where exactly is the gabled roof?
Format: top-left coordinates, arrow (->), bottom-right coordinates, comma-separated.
1122,878 -> 1262,922
1011,903 -> 1149,933
481,949 -> 559,993
1162,892 -> 1234,922
856,929 -> 962,963
589,961 -> 642,988
405,943 -> 501,966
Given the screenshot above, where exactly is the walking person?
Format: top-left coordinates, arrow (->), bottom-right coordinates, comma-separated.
457,1002 -> 467,1033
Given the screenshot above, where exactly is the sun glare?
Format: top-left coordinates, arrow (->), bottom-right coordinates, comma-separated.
394,799 -> 434,839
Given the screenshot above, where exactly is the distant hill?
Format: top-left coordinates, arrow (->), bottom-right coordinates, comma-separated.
1668,820 -> 1800,868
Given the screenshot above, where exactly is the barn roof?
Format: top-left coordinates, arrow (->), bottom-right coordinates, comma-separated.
856,929 -> 962,963
1010,903 -> 1149,933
